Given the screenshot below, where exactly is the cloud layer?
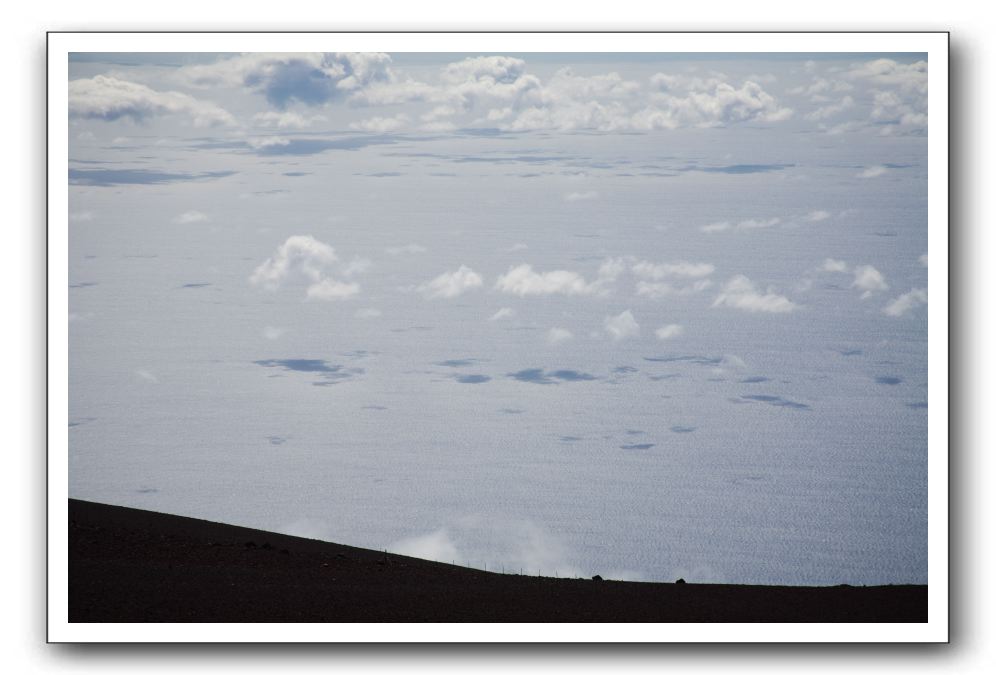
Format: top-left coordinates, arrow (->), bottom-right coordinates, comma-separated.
69,75 -> 235,127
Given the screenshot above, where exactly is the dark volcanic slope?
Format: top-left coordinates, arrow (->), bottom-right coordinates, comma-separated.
69,499 -> 927,623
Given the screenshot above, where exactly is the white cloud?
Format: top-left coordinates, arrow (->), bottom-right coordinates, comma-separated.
721,354 -> 748,370
546,327 -> 574,345
489,307 -> 515,321
631,260 -> 715,279
858,165 -> 888,178
701,217 -> 780,233
805,210 -> 831,222
250,235 -> 338,290
389,516 -> 581,577
712,275 -> 799,313
341,257 -> 372,277
355,308 -> 382,319
306,278 -> 360,300
250,235 -> 359,300
176,52 -> 393,107
69,211 -> 94,223
262,326 -> 287,340
805,95 -> 854,121
883,288 -> 928,317
135,369 -> 159,384
700,221 -> 731,233
419,265 -> 483,299
852,265 -> 888,298
252,111 -> 326,128
736,217 -> 781,230
348,58 -> 791,133
847,58 -> 927,95
636,279 -> 712,298
919,253 -> 928,268
442,55 -> 529,85
173,210 -> 209,224
604,310 -> 640,340
789,76 -> 853,98
494,264 -> 603,297
246,136 -> 291,150
821,258 -> 850,273
635,77 -> 793,129
385,243 -> 426,256
390,528 -> 460,563
350,114 -> 410,133
564,190 -> 598,202
655,324 -> 684,340
69,75 -> 235,127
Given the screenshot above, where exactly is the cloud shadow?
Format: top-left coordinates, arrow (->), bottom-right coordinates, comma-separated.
740,394 -> 811,410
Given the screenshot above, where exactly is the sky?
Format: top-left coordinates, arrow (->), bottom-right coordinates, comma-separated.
67,51 -> 928,585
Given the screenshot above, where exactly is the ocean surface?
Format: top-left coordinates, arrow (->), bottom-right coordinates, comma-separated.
68,121 -> 928,585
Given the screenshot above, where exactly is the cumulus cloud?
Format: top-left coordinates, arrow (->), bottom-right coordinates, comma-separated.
250,235 -> 338,289
341,257 -> 372,277
737,217 -> 781,230
655,324 -> 684,340
884,288 -> 928,317
564,190 -> 598,202
352,55 -> 540,117
805,210 -> 831,222
858,165 -> 887,178
69,211 -> 94,223
700,221 -> 731,233
712,275 -> 798,313
69,75 -> 235,127
250,235 -> 359,301
546,327 -> 574,345
805,95 -> 854,121
635,279 -> 713,298
701,217 -> 780,233
489,307 -> 515,321
495,264 -> 604,297
919,253 -> 928,267
385,243 -> 426,256
847,58 -> 927,95
176,52 -> 393,108
821,258 -> 850,273
796,59 -> 927,135
514,73 -> 792,131
262,326 -> 287,340
419,265 -> 483,299
306,278 -> 360,300
789,75 -> 853,99
852,264 -> 888,298
632,260 -> 715,280
604,310 -> 640,340
636,76 -> 793,129
173,210 -> 209,224
348,57 -> 791,133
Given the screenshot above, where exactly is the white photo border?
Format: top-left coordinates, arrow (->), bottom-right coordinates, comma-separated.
48,31 -> 949,643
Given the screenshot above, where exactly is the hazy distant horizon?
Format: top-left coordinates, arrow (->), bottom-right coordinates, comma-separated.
68,51 -> 928,585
